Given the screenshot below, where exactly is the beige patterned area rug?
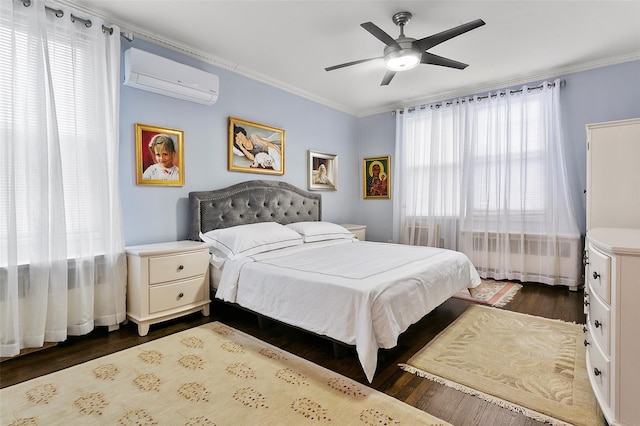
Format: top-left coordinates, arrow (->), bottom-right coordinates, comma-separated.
453,279 -> 522,307
400,305 -> 605,426
1,322 -> 450,426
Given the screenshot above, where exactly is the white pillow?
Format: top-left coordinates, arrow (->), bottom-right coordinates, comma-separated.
285,221 -> 355,243
199,222 -> 303,259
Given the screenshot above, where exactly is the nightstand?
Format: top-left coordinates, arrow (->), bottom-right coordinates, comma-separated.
125,240 -> 211,336
341,224 -> 366,241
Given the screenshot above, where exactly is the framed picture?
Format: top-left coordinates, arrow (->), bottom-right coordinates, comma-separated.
135,123 -> 184,186
308,150 -> 337,191
228,117 -> 284,175
363,156 -> 391,199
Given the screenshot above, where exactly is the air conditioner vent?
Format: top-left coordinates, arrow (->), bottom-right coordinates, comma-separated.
124,48 -> 219,105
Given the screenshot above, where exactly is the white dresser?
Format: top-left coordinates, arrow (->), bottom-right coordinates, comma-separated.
586,118 -> 640,230
126,241 -> 211,336
585,228 -> 640,426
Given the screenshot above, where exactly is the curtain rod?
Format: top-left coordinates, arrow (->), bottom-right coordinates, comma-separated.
22,0 -> 114,35
397,79 -> 566,114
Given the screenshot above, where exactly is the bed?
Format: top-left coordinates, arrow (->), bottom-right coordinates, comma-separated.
188,180 -> 480,382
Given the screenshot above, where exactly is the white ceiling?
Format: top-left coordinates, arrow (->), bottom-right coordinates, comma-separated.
64,1 -> 640,117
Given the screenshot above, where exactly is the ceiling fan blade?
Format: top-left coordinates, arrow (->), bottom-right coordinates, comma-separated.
361,22 -> 401,49
421,52 -> 468,69
325,56 -> 383,71
415,19 -> 486,51
381,70 -> 396,86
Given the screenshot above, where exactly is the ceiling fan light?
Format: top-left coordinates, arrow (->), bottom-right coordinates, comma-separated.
385,50 -> 421,71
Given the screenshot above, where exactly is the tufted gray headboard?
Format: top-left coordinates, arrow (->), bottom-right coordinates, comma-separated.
188,180 -> 322,240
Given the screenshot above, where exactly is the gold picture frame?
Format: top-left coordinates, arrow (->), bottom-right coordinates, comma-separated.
228,117 -> 285,175
363,156 -> 391,199
135,123 -> 184,186
308,150 -> 337,191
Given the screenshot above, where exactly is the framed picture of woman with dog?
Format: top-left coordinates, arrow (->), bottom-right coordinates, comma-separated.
228,117 -> 285,175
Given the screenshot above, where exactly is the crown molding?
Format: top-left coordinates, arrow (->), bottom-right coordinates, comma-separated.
51,0 -> 359,116
50,1 -> 640,119
362,52 -> 640,117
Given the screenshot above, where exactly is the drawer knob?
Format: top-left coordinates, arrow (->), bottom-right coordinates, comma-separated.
593,367 -> 602,376
583,339 -> 590,346
178,265 -> 184,270
594,320 -> 602,328
592,271 -> 600,279
583,326 -> 587,333
178,292 -> 184,298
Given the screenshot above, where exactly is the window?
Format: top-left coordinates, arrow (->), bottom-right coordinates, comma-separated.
471,98 -> 546,214
401,93 -> 548,219
0,9 -> 107,262
403,108 -> 464,217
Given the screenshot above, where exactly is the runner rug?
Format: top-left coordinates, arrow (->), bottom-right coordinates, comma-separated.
453,279 -> 522,307
400,305 -> 605,426
1,322 -> 450,426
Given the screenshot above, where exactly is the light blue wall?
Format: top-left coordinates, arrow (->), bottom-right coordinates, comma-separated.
357,113 -> 396,243
119,40 -> 360,246
559,60 -> 640,234
118,38 -> 640,246
357,60 -> 640,242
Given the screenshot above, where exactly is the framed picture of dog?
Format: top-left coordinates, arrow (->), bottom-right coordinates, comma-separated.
228,117 -> 285,175
308,150 -> 337,191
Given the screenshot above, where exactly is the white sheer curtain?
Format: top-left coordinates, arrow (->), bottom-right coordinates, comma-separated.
393,80 -> 581,286
0,0 -> 126,357
393,101 -> 467,251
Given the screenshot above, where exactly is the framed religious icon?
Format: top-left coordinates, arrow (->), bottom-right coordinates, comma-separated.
135,123 -> 184,186
308,150 -> 337,191
228,117 -> 285,175
363,156 -> 391,199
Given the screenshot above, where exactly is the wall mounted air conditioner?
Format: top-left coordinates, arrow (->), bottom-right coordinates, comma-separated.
124,47 -> 219,105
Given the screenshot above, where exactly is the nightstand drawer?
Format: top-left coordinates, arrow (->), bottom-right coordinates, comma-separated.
149,276 -> 207,314
149,250 -> 210,284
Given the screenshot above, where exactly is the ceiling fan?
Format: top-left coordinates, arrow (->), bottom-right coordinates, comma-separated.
325,12 -> 485,86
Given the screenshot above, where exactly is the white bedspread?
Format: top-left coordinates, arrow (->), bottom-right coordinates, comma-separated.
215,240 -> 480,382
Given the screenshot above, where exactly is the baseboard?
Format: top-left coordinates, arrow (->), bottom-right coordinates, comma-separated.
0,342 -> 58,362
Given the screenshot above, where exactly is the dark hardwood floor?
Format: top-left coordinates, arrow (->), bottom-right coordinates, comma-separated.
0,282 -> 586,426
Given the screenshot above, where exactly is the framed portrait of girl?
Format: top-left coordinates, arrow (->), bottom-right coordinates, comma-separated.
135,123 -> 185,186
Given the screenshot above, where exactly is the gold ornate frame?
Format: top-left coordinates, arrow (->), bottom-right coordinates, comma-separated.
363,156 -> 391,199
228,117 -> 285,175
135,123 -> 184,186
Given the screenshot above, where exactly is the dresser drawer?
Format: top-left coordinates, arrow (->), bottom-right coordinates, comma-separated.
587,244 -> 611,303
587,288 -> 611,354
149,276 -> 207,314
148,250 -> 210,284
586,332 -> 610,407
